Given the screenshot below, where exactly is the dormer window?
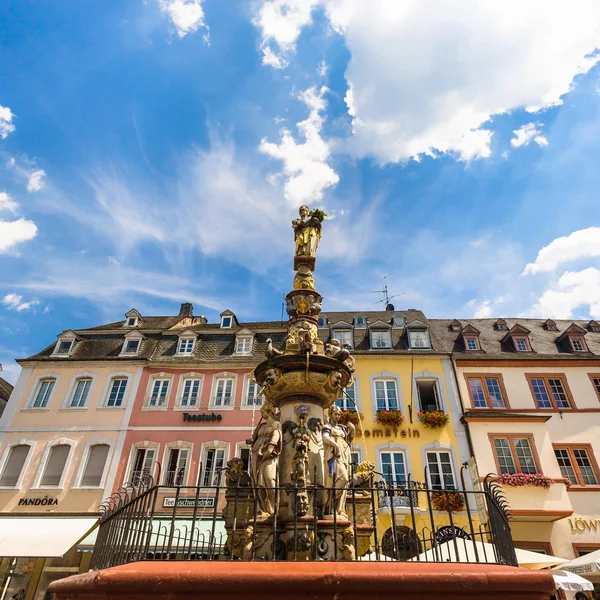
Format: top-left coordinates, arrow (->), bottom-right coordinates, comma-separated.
219,310 -> 238,329
56,340 -> 73,355
126,317 -> 137,327
465,337 -> 479,351
178,338 -> 195,354
557,324 -> 589,354
371,329 -> 391,349
235,336 -> 253,354
515,338 -> 528,352
571,338 -> 585,352
450,320 -> 462,332
501,324 -> 532,353
221,316 -> 232,328
587,320 -> 600,333
124,340 -> 140,354
408,328 -> 430,350
332,329 -> 353,349
120,331 -> 143,356
318,315 -> 328,328
354,315 -> 366,328
123,309 -> 142,328
52,331 -> 79,356
543,319 -> 558,332
494,319 -> 507,331
392,315 -> 405,328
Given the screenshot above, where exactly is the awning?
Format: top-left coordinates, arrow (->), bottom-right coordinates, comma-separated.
559,548 -> 600,577
552,570 -> 594,592
0,517 -> 98,558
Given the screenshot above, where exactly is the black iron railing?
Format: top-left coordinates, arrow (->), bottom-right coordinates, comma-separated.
90,467 -> 516,570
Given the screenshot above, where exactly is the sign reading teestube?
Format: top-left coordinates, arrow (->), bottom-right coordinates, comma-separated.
182,412 -> 222,423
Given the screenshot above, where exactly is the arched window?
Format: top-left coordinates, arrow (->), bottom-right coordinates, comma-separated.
0,444 -> 31,487
40,444 -> 71,487
80,444 -> 110,487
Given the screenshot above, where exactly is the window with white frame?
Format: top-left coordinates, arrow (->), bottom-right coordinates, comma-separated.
221,316 -> 233,328
55,340 -> 73,355
235,336 -> 253,354
416,379 -> 441,412
371,329 -> 391,349
122,339 -> 140,354
354,316 -> 366,328
179,378 -> 201,407
213,378 -> 233,407
130,447 -> 156,483
408,328 -> 430,349
515,338 -> 528,352
245,380 -> 263,406
39,444 -> 71,487
201,448 -> 226,486
163,447 -> 189,486
332,329 -> 353,348
125,317 -> 138,327
147,378 -> 170,407
68,378 -> 92,408
426,451 -> 456,490
336,381 -> 356,411
0,444 -> 31,487
178,338 -> 195,355
375,380 -> 399,411
105,378 -> 128,407
30,378 -> 56,408
381,451 -> 407,486
350,451 -> 361,468
80,444 -> 110,487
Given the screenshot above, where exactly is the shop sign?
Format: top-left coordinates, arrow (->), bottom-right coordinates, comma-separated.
18,496 -> 58,506
182,412 -> 222,423
467,456 -> 488,525
435,526 -> 471,543
356,428 -> 420,439
569,517 -> 600,532
163,497 -> 215,508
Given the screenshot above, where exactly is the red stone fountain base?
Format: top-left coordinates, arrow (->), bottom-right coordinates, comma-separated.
50,561 -> 554,600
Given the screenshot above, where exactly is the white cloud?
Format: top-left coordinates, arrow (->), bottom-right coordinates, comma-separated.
255,0 -> 600,162
0,191 -> 19,213
0,105 -> 15,138
2,293 -> 40,312
26,169 -> 46,192
523,227 -> 600,274
259,86 -> 339,206
511,122 -> 549,148
254,0 -> 318,67
532,267 -> 600,319
158,0 -> 209,39
471,299 -> 493,318
318,60 -> 328,77
0,218 -> 38,253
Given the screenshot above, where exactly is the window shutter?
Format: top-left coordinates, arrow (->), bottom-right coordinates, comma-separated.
81,444 -> 110,487
41,444 -> 71,486
0,445 -> 30,486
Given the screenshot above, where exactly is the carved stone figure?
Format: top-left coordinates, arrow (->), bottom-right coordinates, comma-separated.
339,527 -> 356,561
292,205 -> 322,259
242,526 -> 254,561
263,368 -> 281,387
325,339 -> 355,370
225,457 -> 245,489
265,338 -> 283,359
297,321 -> 318,354
322,405 -> 355,519
249,404 -> 282,518
293,265 -> 315,290
352,461 -> 376,493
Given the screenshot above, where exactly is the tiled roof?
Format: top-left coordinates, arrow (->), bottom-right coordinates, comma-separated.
0,376 -> 13,419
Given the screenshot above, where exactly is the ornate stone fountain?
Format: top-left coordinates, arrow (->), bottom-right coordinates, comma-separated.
223,205 -> 374,560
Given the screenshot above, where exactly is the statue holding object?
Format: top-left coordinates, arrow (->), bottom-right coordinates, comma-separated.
292,205 -> 326,269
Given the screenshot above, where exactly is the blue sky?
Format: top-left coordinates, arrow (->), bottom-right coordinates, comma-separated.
1,0 -> 600,383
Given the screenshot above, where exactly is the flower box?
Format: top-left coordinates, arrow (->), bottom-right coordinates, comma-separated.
496,472 -> 553,490
376,410 -> 405,427
338,409 -> 363,427
431,491 -> 466,512
417,410 -> 449,429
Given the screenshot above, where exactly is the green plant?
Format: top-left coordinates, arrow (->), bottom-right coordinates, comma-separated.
308,208 -> 328,222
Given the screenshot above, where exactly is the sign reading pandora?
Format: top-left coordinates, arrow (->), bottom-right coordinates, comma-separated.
182,412 -> 222,423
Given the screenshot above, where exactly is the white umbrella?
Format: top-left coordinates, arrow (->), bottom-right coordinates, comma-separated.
411,540 -> 567,569
552,570 -> 594,592
559,548 -> 600,577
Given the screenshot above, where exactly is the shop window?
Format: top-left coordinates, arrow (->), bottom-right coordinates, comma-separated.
80,444 -> 110,487
39,444 -> 71,487
0,444 -> 31,487
33,547 -> 83,600
416,379 -> 441,412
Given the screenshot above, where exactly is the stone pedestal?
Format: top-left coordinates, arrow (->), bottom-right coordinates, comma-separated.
49,561 -> 554,600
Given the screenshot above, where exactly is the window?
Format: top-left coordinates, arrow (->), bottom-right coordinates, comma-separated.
527,375 -> 572,409
494,319 -> 507,331
80,444 -> 110,487
106,378 -> 128,407
465,338 -> 479,351
371,330 -> 391,349
178,338 -> 195,354
393,315 -> 405,328
213,378 -> 233,407
354,316 -> 366,328
381,451 -> 407,486
571,338 -> 586,352
408,329 -> 430,349
554,446 -> 599,486
201,448 -> 226,486
235,336 -> 253,354
491,436 -> 538,474
426,451 -> 455,490
40,444 -> 71,487
126,317 -> 137,327
179,378 -> 201,407
56,340 -> 73,354
544,320 -> 558,332
221,316 -> 232,328
239,447 -> 250,472
515,339 -> 528,352
467,376 -> 507,409
69,378 -> 92,408
318,316 -> 328,328
332,329 -> 353,348
336,381 -> 356,411
351,451 -> 361,468
375,380 -> 398,411
147,379 -> 170,407
0,444 -> 31,487
164,448 -> 189,486
123,339 -> 140,354
130,447 -> 156,483
245,380 -> 263,406
590,375 -> 600,402
31,379 -> 56,408
416,380 -> 441,412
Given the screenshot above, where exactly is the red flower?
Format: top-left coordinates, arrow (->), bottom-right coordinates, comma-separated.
431,491 -> 465,512
376,410 -> 405,427
497,473 -> 553,490
417,410 -> 449,429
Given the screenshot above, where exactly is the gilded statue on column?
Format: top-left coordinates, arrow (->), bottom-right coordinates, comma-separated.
322,405 -> 355,519
248,404 -> 282,518
292,205 -> 326,263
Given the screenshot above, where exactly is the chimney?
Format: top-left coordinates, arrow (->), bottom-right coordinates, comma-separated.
179,303 -> 194,318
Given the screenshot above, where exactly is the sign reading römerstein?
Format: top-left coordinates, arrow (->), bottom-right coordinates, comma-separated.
182,412 -> 222,423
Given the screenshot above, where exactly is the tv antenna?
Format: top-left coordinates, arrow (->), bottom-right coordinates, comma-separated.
370,276 -> 405,311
